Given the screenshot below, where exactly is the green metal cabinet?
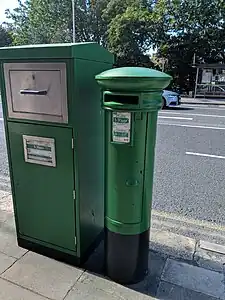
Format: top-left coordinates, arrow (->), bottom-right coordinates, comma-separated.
0,43 -> 114,264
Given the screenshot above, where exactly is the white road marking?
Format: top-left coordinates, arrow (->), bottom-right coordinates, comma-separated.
158,122 -> 225,130
160,112 -> 225,118
186,152 -> 225,160
181,105 -> 225,110
158,116 -> 193,120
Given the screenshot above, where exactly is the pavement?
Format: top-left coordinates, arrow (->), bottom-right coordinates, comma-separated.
1,191 -> 225,300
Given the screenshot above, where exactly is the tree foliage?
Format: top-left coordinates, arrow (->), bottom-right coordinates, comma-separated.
0,25 -> 12,47
5,0 -> 155,66
107,6 -> 154,66
4,0 -> 225,90
153,0 -> 225,91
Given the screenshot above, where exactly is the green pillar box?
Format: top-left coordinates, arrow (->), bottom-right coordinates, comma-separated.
0,43 -> 114,265
95,67 -> 172,284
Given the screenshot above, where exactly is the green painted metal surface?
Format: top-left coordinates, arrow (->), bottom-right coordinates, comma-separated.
96,67 -> 172,91
0,43 -> 114,63
0,43 -> 114,260
103,91 -> 164,111
96,67 -> 171,235
8,123 -> 76,251
72,58 -> 111,255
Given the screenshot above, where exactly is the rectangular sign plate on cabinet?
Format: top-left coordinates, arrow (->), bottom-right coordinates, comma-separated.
112,112 -> 131,144
23,135 -> 56,167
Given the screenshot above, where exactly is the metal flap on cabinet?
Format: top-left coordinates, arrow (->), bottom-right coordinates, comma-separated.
4,63 -> 68,123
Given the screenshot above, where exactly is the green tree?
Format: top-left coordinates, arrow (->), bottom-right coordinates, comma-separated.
0,25 -> 12,47
5,0 -> 109,45
107,5 -> 154,66
5,0 -> 156,67
6,0 -> 74,44
152,0 -> 225,91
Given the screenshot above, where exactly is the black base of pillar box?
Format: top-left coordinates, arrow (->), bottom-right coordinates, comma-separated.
104,228 -> 149,284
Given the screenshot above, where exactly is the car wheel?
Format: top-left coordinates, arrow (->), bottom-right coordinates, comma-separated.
162,97 -> 167,109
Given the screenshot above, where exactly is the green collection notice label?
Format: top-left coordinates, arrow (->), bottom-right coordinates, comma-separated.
112,112 -> 131,143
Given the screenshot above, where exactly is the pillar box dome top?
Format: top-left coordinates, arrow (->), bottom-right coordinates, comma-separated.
95,67 -> 172,92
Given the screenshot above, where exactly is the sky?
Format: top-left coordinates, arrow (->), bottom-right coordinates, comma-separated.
0,0 -> 19,23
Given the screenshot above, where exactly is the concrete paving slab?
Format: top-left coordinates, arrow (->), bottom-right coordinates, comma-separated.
0,196 -> 25,259
200,240 -> 225,255
128,251 -> 166,297
150,229 -> 196,260
64,281 -> 119,300
0,209 -> 10,224
0,278 -> 47,300
0,194 -> 13,213
0,251 -> 16,274
194,244 -> 225,273
0,211 -> 16,229
157,281 -> 219,300
73,272 -> 155,300
0,194 -> 14,224
1,251 -> 84,300
0,190 -> 11,198
0,208 -> 16,238
161,259 -> 225,299
83,241 -> 104,274
0,229 -> 27,259
146,251 -> 167,297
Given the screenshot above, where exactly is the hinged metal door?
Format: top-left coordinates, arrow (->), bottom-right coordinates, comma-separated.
8,123 -> 76,251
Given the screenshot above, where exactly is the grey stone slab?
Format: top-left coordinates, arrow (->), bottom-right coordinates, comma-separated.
194,244 -> 225,273
0,194 -> 14,224
0,194 -> 13,214
147,251 -> 167,296
0,251 -> 16,274
0,195 -> 23,260
83,241 -> 104,274
0,190 -> 11,199
128,251 -> 166,297
157,281 -> 219,300
2,251 -> 84,300
161,259 -> 224,299
150,229 -> 196,260
73,272 -> 156,300
200,240 -> 225,255
64,282 -> 119,300
0,211 -> 16,229
149,251 -> 167,280
0,278 -> 47,300
0,227 -> 27,259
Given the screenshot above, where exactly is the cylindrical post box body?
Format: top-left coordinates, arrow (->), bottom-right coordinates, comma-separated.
105,108 -> 158,283
95,67 -> 172,284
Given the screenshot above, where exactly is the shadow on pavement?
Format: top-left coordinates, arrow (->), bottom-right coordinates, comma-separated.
84,240 -> 166,299
84,237 -> 225,299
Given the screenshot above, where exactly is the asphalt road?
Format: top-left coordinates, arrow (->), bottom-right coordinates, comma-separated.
153,104 -> 225,228
1,102 -> 225,237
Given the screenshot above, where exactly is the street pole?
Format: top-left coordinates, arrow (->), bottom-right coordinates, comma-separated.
162,59 -> 165,72
194,67 -> 199,99
72,0 -> 75,43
